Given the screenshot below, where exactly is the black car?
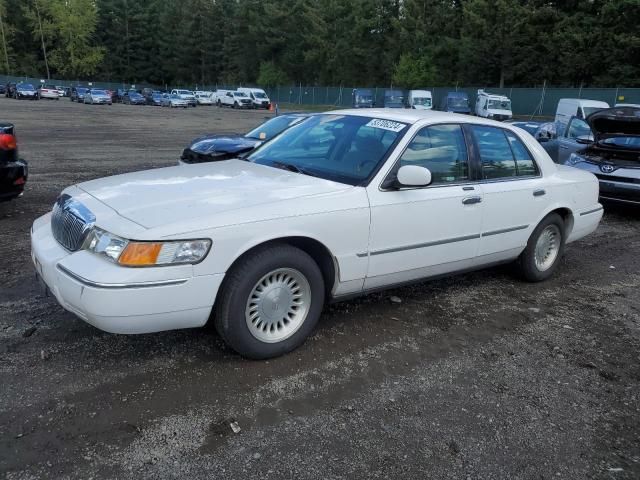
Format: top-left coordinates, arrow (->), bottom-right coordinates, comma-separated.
14,83 -> 38,100
180,113 -> 311,164
70,87 -> 89,102
122,90 -> 146,105
0,84 -> 5,95
0,123 -> 28,202
565,107 -> 640,205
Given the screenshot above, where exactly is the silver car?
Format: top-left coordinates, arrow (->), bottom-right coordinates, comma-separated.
161,94 -> 188,108
84,89 -> 113,105
563,107 -> 640,205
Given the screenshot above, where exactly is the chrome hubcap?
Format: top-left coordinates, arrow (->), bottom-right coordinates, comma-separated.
245,268 -> 311,343
534,224 -> 561,271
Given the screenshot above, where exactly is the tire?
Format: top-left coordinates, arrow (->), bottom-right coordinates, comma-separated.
233,102 -> 238,109
214,244 -> 325,359
518,213 -> 565,282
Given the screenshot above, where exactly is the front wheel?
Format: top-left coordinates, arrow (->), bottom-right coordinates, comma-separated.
214,244 -> 324,359
518,213 -> 565,282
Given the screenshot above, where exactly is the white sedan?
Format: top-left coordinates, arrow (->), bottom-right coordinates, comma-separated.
31,110 -> 603,359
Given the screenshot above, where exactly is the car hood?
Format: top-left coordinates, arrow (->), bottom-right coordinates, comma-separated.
76,160 -> 351,230
188,134 -> 260,155
587,106 -> 640,143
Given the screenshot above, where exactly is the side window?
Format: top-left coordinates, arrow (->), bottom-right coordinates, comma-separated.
505,131 -> 539,176
567,118 -> 590,140
398,124 -> 469,184
471,125 -> 517,179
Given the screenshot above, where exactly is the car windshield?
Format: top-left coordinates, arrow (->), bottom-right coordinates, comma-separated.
448,97 -> 468,108
20,84 -> 35,90
245,115 -> 309,141
253,92 -> 267,99
488,99 -> 511,110
77,88 -> 88,94
355,94 -> 373,104
176,90 -> 191,95
234,92 -> 248,97
170,94 -> 181,99
91,90 -> 107,95
44,85 -> 57,89
413,97 -> 432,107
247,114 -> 408,185
129,91 -> 141,97
600,136 -> 640,149
153,93 -> 162,98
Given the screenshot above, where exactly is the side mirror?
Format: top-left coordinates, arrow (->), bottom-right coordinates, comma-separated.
396,165 -> 432,188
576,134 -> 594,145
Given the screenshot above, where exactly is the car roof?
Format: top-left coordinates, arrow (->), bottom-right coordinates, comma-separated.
329,108 -> 485,125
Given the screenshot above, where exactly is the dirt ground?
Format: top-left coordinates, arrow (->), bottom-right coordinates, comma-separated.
0,98 -> 639,480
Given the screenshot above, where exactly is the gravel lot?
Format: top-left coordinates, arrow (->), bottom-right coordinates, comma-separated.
1,98 -> 639,479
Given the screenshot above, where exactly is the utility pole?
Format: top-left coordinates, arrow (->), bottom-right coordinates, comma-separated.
0,1 -> 10,74
33,0 -> 50,80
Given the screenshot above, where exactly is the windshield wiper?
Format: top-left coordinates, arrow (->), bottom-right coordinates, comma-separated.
271,161 -> 319,178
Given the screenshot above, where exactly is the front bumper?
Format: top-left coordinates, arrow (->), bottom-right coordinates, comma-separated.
17,92 -> 37,99
30,213 -> 223,334
39,92 -> 58,99
0,159 -> 28,201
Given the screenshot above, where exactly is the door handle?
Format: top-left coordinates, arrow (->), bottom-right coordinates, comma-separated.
462,186 -> 475,191
462,196 -> 482,205
533,189 -> 546,197
560,145 -> 568,149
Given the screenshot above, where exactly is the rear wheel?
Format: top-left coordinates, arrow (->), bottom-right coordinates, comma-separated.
518,213 -> 565,282
214,244 -> 324,359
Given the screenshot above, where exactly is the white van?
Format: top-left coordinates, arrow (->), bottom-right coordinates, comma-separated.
555,99 -> 609,131
237,87 -> 271,109
408,90 -> 432,110
475,90 -> 512,121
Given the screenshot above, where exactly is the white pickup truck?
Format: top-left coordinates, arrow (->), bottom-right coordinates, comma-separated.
217,90 -> 253,109
171,89 -> 197,107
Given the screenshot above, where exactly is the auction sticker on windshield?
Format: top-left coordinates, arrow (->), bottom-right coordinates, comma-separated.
365,119 -> 407,132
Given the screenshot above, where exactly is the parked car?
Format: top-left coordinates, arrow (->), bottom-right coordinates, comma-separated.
84,89 -> 113,105
408,90 -> 433,110
475,90 -> 512,120
63,87 -> 72,97
564,106 -> 640,205
70,87 -> 89,103
440,92 -> 471,114
237,87 -> 271,109
218,90 -> 253,108
352,88 -> 375,108
55,86 -> 65,97
31,109 -> 602,359
0,122 -> 28,202
171,89 -> 197,107
4,82 -> 17,98
122,90 -> 146,105
0,84 -> 6,95
147,92 -> 163,106
541,117 -> 592,164
383,89 -> 405,108
38,84 -> 61,100
14,83 -> 38,100
507,120 -> 557,143
161,93 -> 188,108
180,113 -> 311,165
555,98 -> 609,133
195,93 -> 213,105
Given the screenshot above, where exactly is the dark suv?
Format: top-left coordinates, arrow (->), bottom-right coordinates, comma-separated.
70,87 -> 89,103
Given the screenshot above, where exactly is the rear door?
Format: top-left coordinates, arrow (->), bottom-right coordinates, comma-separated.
467,124 -> 548,262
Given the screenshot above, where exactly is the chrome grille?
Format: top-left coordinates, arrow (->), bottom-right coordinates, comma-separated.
51,194 -> 96,251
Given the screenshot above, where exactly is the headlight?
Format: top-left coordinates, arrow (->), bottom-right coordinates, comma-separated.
84,228 -> 211,266
568,153 -> 583,165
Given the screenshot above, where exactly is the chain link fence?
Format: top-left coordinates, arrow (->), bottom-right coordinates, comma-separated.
2,74 -> 638,117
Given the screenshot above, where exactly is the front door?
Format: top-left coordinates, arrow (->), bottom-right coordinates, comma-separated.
364,123 -> 483,290
557,116 -> 591,164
